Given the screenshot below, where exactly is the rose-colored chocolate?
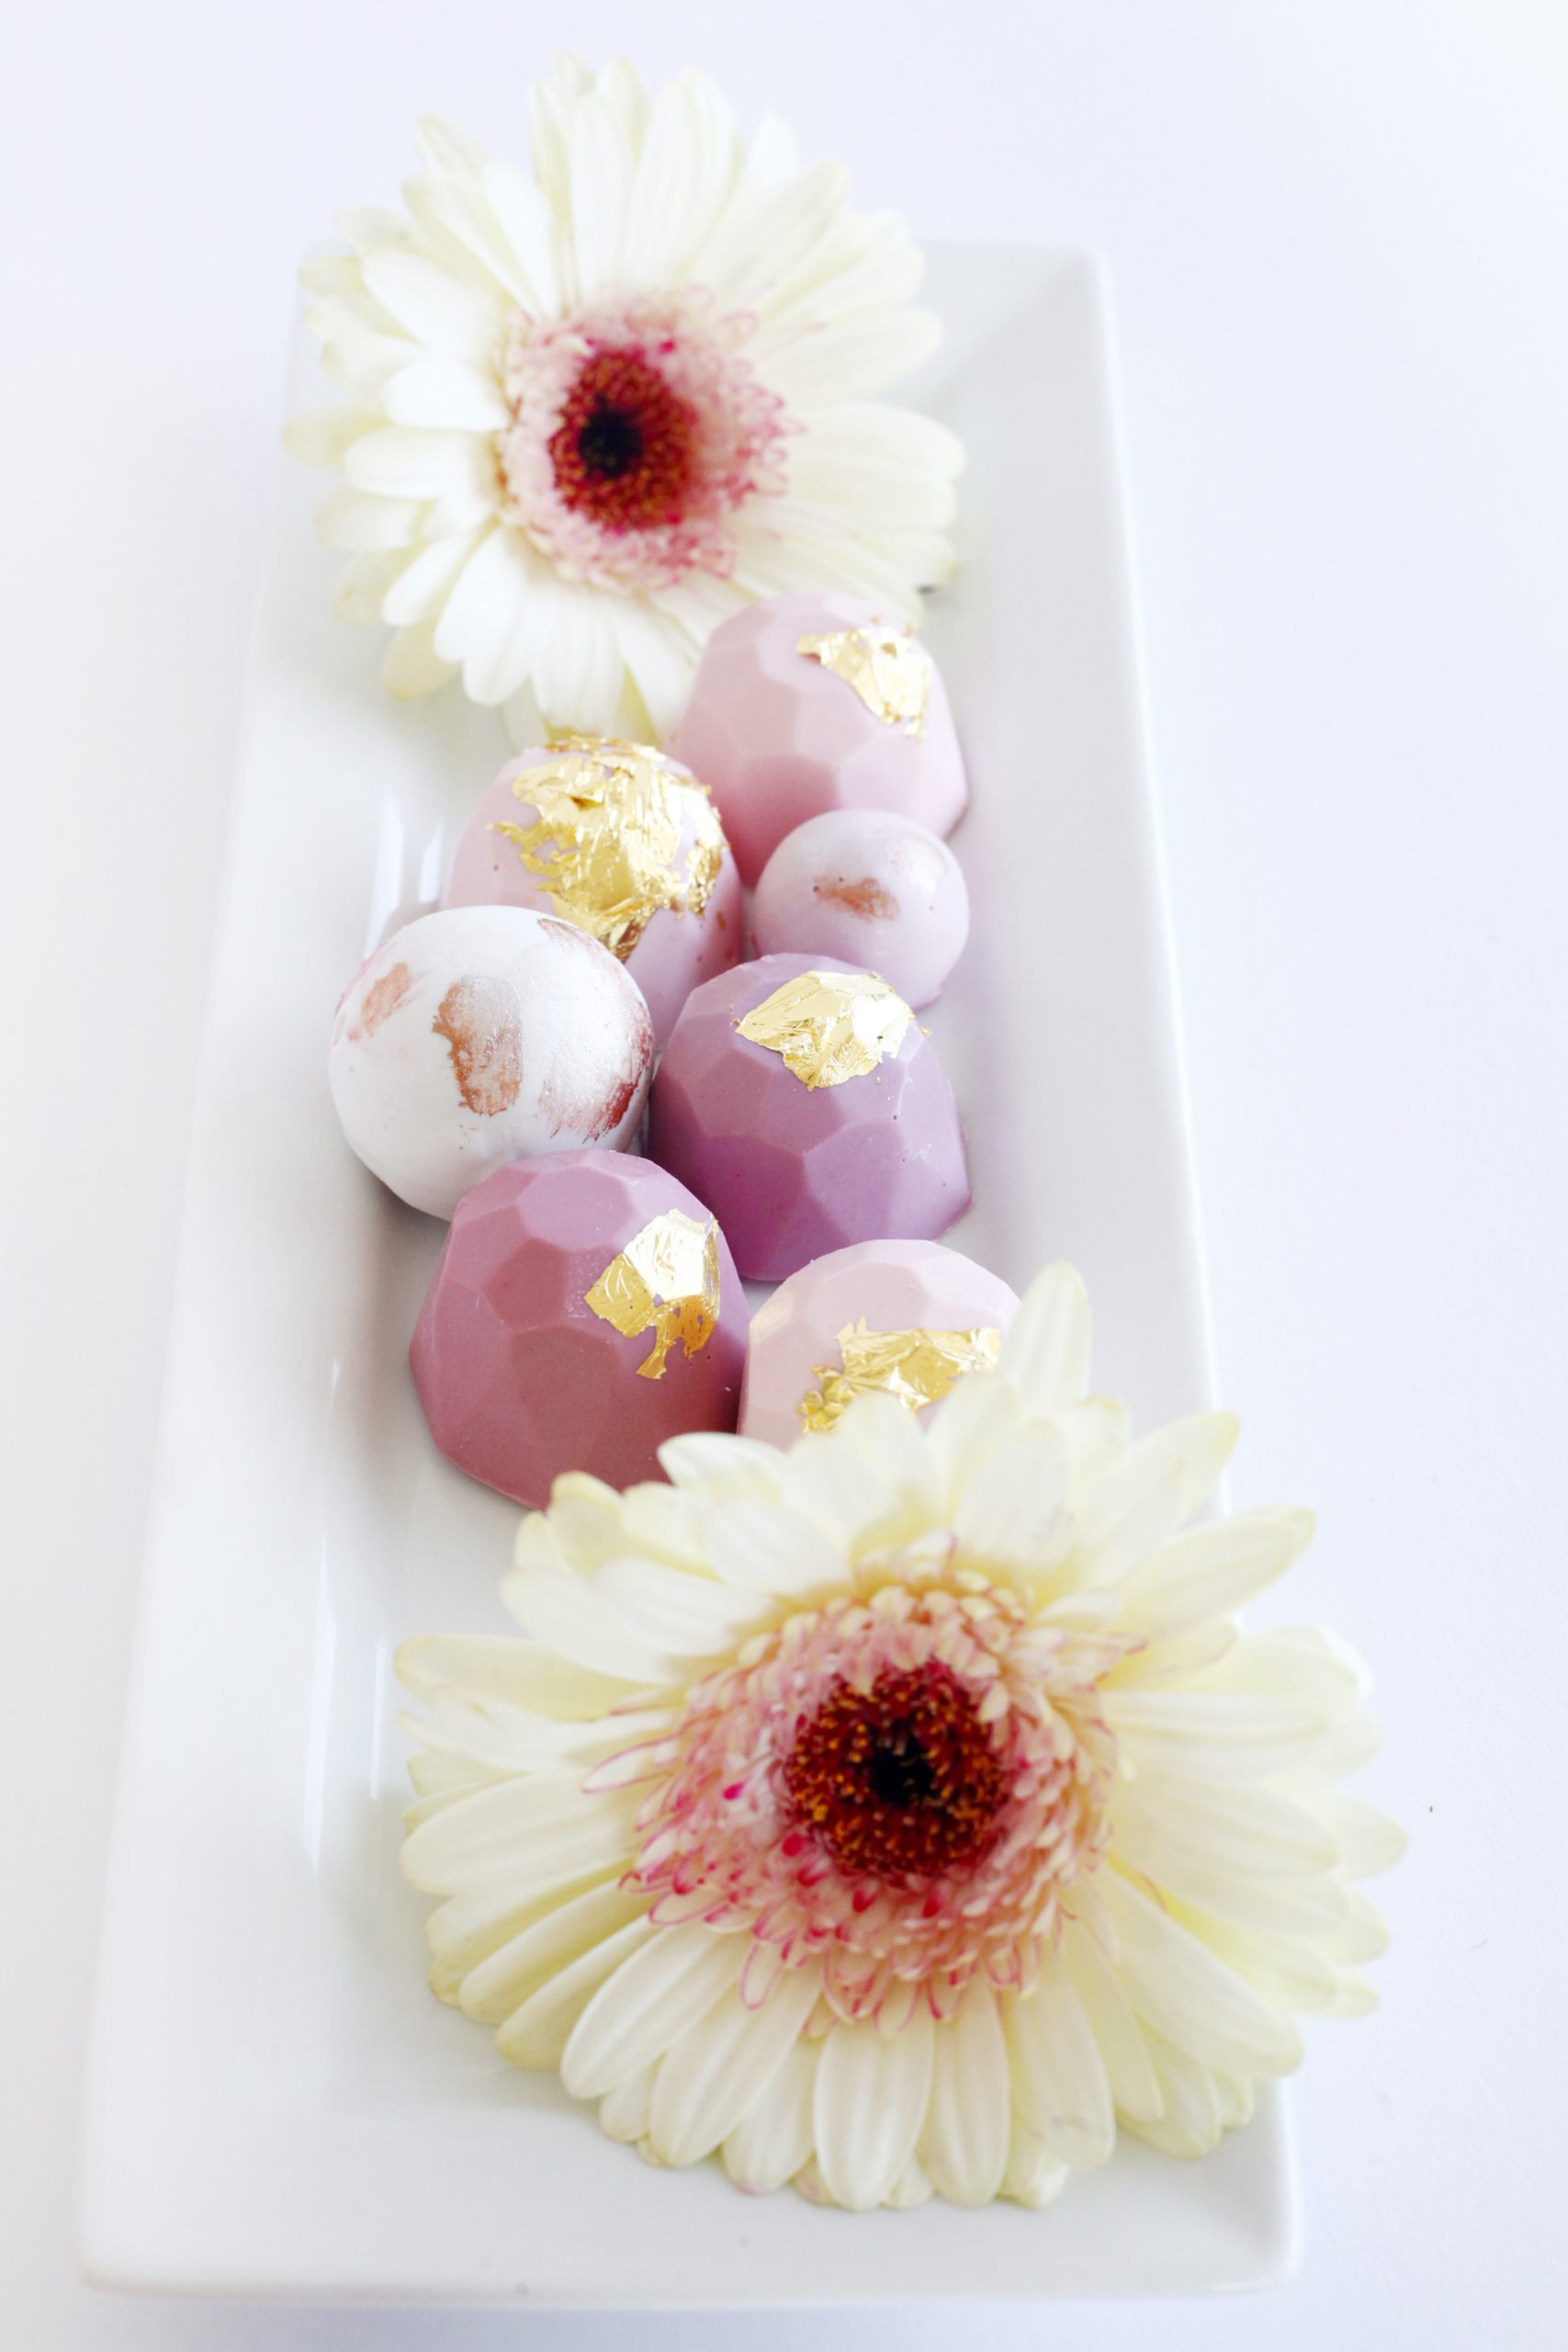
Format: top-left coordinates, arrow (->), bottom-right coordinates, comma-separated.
739,1238 -> 1021,1450
667,593 -> 968,885
646,953 -> 970,1283
411,1149 -> 748,1508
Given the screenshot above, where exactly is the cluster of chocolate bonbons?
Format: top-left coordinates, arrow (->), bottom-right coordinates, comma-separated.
329,592 -> 1009,1509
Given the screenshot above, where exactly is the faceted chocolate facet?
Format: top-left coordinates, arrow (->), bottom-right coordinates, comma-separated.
646,954 -> 971,1283
411,1148 -> 748,1507
740,1238 -> 1021,1449
667,594 -> 968,887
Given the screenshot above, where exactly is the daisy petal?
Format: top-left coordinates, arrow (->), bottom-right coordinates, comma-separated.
360,248 -> 506,365
459,1880 -> 648,2025
561,1924 -> 748,2099
813,2012 -> 934,2211
647,1962 -> 820,2165
1101,1871 -> 1303,2078
918,1981 -> 1010,2206
496,1914 -> 654,2068
382,357 -> 510,431
1001,1956 -> 1115,2168
721,2039 -> 818,2194
999,1265 -> 1092,1419
1060,1923 -> 1165,2124
1121,1506 -> 1314,1639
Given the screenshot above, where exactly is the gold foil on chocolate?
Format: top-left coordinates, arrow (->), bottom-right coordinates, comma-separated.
795,625 -> 930,737
734,969 -> 914,1088
584,1208 -> 721,1379
798,1320 -> 1001,1433
491,737 -> 726,961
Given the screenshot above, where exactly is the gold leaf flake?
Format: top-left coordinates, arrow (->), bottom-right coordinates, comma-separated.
795,625 -> 930,737
491,736 -> 727,961
735,968 -> 914,1089
584,1209 -> 722,1380
798,1320 -> 1001,1433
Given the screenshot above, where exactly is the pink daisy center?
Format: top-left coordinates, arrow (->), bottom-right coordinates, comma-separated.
499,290 -> 791,593
593,1570 -> 1133,2029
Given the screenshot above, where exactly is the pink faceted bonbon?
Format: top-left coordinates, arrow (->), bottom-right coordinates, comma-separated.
667,593 -> 968,886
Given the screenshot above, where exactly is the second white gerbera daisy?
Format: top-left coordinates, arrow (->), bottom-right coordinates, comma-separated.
398,1266 -> 1400,2211
286,55 -> 963,741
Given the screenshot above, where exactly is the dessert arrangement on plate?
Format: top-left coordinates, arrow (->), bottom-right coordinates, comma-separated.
288,53 -> 1399,2219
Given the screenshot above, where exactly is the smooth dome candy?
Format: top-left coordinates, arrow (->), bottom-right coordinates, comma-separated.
752,808 -> 970,1008
647,953 -> 970,1283
667,592 -> 968,885
740,1238 -> 1021,1448
329,905 -> 652,1219
441,738 -> 742,1050
411,1149 -> 748,1507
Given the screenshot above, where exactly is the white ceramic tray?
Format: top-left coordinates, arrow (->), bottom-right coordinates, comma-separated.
80,243 -> 1298,2303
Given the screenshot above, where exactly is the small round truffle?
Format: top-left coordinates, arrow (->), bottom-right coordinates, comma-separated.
647,952 -> 970,1283
330,905 -> 652,1219
740,1239 -> 1021,1449
412,1150 -> 749,1508
441,737 -> 742,1050
667,593 -> 968,885
752,809 -> 970,1008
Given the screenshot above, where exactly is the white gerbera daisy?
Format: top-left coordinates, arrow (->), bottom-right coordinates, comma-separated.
286,55 -> 963,741
398,1266 -> 1400,2211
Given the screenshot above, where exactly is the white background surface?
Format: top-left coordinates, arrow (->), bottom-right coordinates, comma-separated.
3,1 -> 1562,2344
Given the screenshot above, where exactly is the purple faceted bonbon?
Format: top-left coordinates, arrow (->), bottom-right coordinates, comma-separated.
411,1148 -> 748,1508
646,953 -> 971,1283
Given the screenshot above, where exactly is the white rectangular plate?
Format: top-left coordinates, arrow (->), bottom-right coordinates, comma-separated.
81,244 -> 1298,2303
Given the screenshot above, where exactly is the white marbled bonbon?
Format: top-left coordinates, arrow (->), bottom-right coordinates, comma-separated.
328,904 -> 653,1219
751,808 -> 970,1008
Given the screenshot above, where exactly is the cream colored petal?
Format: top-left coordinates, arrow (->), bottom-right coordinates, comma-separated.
400,1770 -> 634,1898
646,1962 -> 820,2166
482,158 -> 561,317
1314,1792 -> 1407,1879
561,1924 -> 747,2100
332,548 -> 409,626
1000,2119 -> 1071,2209
382,526 -> 490,628
343,425 -> 496,503
1066,1436 -> 1190,1589
1060,1922 -> 1164,2124
360,248 -> 506,364
502,1556 -> 678,1685
812,2013 -> 934,2211
590,1555 -> 770,1663
953,1420 -> 1071,1577
598,2064 -> 654,2144
1121,2028 -> 1224,2159
1100,1871 -> 1303,2078
1104,1688 -> 1333,1781
1121,1506 -> 1314,1639
721,2038 -> 818,2195
395,1634 -> 637,1720
496,1914 -> 653,2068
459,1879 -> 648,2025
658,1431 -> 787,1495
700,1496 -> 846,1600
698,159 -> 849,311
918,1980 -> 1010,2206
621,72 -> 737,284
382,356 -> 510,431
998,1264 -> 1092,1419
567,87 -> 634,298
1001,1958 -> 1115,2168
757,306 -> 942,408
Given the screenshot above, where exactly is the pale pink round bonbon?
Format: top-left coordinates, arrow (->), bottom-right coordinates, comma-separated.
667,593 -> 968,885
739,1238 -> 1021,1448
751,808 -> 970,1008
329,905 -> 652,1219
646,952 -> 970,1283
441,743 -> 742,1050
411,1149 -> 748,1508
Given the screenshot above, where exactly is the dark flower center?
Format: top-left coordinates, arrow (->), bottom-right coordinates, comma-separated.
782,1663 -> 1009,1883
549,347 -> 696,530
